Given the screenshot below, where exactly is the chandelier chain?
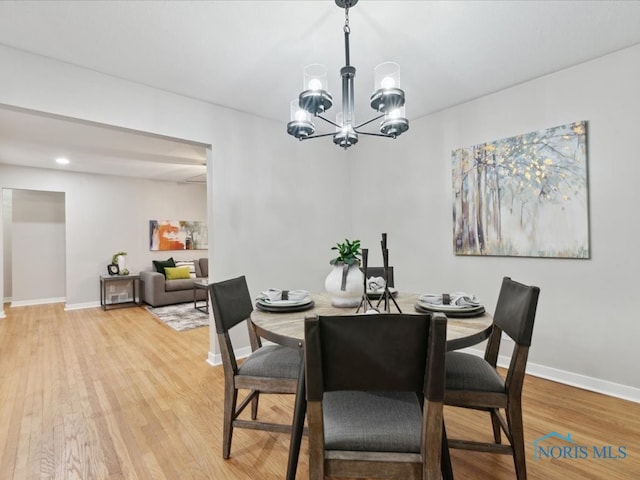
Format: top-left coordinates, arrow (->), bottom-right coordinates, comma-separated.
343,5 -> 350,34
343,5 -> 351,66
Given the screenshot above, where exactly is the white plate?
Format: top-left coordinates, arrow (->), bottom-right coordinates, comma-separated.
367,287 -> 398,296
417,301 -> 482,312
258,296 -> 312,307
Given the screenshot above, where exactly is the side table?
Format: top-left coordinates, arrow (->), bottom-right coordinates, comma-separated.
193,279 -> 209,314
100,274 -> 141,310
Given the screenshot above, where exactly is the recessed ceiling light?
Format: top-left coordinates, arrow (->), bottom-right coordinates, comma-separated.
55,157 -> 70,165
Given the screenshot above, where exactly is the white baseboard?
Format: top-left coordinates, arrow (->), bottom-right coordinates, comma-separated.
10,297 -> 66,307
3,299 -> 100,311
460,346 -> 640,404
514,358 -> 640,403
64,301 -> 101,311
207,352 -> 218,366
207,346 -> 253,367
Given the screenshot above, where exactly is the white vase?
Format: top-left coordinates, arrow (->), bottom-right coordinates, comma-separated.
117,255 -> 127,272
325,263 -> 364,308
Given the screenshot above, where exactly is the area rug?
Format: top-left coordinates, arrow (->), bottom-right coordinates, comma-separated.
146,302 -> 209,331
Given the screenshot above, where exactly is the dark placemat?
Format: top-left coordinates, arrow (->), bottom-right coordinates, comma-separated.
366,289 -> 398,299
255,299 -> 315,313
414,303 -> 485,318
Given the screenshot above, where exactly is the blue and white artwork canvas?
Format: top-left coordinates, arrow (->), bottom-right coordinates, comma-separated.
452,121 -> 589,258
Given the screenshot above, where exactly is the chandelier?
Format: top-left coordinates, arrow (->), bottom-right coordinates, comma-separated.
287,0 -> 409,149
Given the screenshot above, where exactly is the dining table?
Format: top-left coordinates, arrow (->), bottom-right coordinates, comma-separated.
250,291 -> 494,480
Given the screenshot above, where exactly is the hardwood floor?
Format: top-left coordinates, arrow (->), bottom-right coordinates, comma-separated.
0,303 -> 638,479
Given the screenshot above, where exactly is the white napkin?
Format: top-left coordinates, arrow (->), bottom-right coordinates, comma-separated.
367,276 -> 386,292
261,289 -> 310,302
419,292 -> 481,307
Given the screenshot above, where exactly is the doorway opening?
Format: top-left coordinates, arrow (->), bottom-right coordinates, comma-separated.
2,188 -> 66,307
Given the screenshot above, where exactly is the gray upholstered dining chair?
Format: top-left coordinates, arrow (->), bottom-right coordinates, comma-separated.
209,275 -> 302,459
444,276 -> 540,480
304,312 -> 448,480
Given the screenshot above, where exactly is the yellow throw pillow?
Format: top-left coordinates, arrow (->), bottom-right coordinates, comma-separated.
164,266 -> 191,280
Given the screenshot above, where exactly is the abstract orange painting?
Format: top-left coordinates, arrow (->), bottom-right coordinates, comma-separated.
149,220 -> 208,251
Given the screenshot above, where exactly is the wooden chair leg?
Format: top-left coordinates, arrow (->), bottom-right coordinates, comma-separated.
507,401 -> 527,480
441,422 -> 454,480
222,386 -> 238,459
307,406 -> 324,480
251,391 -> 260,420
490,408 -> 502,444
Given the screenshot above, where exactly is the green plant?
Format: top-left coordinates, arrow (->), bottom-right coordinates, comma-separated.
330,239 -> 361,266
111,251 -> 127,264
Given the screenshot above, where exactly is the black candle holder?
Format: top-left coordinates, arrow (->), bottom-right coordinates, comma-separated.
356,233 -> 401,314
356,248 -> 376,313
376,233 -> 401,313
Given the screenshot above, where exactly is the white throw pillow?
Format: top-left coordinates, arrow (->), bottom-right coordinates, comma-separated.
174,260 -> 196,279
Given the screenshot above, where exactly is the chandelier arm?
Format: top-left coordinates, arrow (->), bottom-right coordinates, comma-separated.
354,114 -> 385,130
355,131 -> 397,138
300,132 -> 339,140
316,114 -> 342,128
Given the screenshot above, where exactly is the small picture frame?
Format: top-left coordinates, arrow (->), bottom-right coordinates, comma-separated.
107,264 -> 120,276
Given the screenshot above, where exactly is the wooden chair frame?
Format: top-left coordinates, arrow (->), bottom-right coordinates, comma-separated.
305,312 -> 448,480
445,277 -> 540,480
210,276 -> 301,459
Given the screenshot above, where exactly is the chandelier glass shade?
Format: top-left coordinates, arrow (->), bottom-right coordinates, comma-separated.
287,0 -> 409,149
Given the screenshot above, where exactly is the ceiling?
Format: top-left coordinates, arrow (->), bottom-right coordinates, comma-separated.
1,0 -> 640,181
0,106 -> 208,183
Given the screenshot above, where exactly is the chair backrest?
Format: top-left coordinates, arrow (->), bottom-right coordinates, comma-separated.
305,313 -> 447,402
209,275 -> 254,334
493,277 -> 540,346
484,277 -> 540,394
360,266 -> 395,288
198,257 -> 209,278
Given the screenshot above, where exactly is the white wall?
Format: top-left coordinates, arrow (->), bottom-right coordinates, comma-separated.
352,44 -> 640,397
0,164 -> 207,308
209,111 -> 353,293
205,109 -> 354,361
10,189 -> 66,305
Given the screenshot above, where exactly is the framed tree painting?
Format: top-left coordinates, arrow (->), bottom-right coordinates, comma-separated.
452,121 -> 589,258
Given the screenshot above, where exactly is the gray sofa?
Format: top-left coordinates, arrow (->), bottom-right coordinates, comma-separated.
140,257 -> 208,307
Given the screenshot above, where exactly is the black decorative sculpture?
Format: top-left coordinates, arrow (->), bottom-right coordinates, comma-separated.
356,233 -> 401,313
376,233 -> 401,313
356,248 -> 375,313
